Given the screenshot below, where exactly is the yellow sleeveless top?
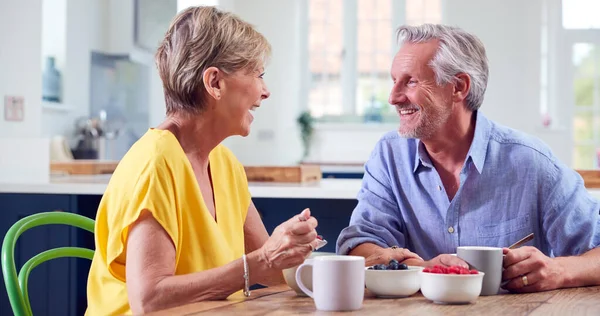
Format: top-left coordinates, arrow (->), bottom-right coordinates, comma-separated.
85,129 -> 250,315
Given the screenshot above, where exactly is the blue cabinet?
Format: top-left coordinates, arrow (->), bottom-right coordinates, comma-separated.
253,198 -> 357,254
0,193 -> 355,315
322,172 -> 364,179
0,194 -> 97,316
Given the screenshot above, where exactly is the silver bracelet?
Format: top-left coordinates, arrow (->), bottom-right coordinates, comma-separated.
242,254 -> 251,297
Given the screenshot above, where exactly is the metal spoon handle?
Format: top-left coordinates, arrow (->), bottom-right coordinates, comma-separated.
508,233 -> 534,249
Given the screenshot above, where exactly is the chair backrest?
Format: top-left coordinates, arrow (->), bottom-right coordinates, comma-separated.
1,212 -> 95,316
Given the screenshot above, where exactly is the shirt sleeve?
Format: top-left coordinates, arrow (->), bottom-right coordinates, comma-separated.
105,159 -> 180,281
541,159 -> 600,257
336,142 -> 408,255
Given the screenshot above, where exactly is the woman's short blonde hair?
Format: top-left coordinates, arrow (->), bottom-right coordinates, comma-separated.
155,6 -> 271,115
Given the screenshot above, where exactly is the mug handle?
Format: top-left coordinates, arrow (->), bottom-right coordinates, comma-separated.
295,261 -> 314,298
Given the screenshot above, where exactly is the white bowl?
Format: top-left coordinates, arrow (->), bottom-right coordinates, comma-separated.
364,266 -> 422,298
282,252 -> 335,296
420,270 -> 485,304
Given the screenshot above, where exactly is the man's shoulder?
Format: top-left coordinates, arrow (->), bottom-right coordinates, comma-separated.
377,131 -> 416,147
363,131 -> 418,172
487,120 -> 556,163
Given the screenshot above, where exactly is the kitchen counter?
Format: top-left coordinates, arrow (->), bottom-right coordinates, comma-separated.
2,174 -> 600,200
0,175 -> 363,199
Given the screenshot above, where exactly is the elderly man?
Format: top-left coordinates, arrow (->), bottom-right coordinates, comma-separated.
336,24 -> 600,293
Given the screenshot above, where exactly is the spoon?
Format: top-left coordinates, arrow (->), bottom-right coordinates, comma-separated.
508,233 -> 534,249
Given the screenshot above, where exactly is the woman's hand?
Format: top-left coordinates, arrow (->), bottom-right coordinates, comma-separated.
258,208 -> 320,270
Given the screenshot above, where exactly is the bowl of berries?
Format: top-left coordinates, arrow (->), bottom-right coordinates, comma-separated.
420,265 -> 484,304
364,260 -> 422,298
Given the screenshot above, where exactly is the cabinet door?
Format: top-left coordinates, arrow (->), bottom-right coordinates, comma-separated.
0,194 -> 73,316
252,198 -> 357,254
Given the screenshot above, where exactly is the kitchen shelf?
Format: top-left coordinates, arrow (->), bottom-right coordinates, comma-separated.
42,101 -> 72,112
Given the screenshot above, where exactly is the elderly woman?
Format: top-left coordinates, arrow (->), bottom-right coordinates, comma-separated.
85,6 -> 320,315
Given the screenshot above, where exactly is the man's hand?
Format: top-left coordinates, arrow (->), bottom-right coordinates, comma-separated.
363,246 -> 423,267
502,246 -> 566,293
423,254 -> 469,268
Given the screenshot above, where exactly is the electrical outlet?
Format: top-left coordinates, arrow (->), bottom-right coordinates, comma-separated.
4,96 -> 24,121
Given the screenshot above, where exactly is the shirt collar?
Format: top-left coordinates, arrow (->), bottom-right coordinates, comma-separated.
413,139 -> 434,173
467,111 -> 491,174
411,111 -> 491,174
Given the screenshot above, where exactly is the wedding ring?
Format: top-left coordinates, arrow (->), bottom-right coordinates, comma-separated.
391,245 -> 399,250
521,275 -> 529,286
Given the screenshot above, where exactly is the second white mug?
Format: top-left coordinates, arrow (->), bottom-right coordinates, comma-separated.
295,255 -> 365,311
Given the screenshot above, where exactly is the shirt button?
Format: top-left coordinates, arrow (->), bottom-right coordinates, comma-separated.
437,185 -> 442,191
448,226 -> 455,234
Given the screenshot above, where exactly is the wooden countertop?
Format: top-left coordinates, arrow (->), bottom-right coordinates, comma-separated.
150,284 -> 600,315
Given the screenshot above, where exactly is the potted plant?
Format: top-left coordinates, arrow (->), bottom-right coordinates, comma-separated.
297,111 -> 314,160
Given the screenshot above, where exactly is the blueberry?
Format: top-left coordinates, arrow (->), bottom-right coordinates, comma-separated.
388,261 -> 400,270
398,263 -> 408,270
367,266 -> 374,270
374,264 -> 387,270
389,259 -> 399,266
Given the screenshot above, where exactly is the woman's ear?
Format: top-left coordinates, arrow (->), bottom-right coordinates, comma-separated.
203,66 -> 222,100
453,73 -> 471,103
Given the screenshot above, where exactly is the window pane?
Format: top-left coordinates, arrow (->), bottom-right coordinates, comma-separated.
356,0 -> 392,121
574,78 -> 594,107
573,145 -> 596,169
574,112 -> 594,141
308,0 -> 343,118
572,43 -> 596,77
308,75 -> 342,117
406,0 -> 442,25
562,0 -> 600,29
356,75 -> 392,117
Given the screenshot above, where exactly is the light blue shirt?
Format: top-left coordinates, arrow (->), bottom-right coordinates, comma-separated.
336,111 -> 600,260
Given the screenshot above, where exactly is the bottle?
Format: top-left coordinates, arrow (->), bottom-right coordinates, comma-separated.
42,56 -> 62,103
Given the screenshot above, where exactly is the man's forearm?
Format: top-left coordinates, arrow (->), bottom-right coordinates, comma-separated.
348,242 -> 385,258
557,247 -> 600,288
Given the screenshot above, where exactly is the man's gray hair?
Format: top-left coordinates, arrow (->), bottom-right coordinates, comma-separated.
397,24 -> 489,111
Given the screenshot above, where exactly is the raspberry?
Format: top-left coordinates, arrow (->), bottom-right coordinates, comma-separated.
423,265 -> 479,275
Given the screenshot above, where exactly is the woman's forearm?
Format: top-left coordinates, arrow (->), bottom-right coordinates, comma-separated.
133,250 -> 276,313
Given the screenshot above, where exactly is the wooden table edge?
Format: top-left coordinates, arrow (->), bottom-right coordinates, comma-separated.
145,284 -> 292,316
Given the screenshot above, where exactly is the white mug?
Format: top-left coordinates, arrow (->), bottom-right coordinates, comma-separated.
295,255 -> 365,311
457,246 -> 503,295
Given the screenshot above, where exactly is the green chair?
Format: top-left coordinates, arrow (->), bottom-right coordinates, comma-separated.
1,212 -> 95,316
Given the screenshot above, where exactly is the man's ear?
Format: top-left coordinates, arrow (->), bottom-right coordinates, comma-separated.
203,66 -> 222,100
453,73 -> 471,103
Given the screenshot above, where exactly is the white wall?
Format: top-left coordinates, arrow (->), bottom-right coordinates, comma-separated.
442,0 -> 571,165
41,0 -> 66,70
0,0 -> 43,138
41,0 -> 108,140
222,0 -> 304,166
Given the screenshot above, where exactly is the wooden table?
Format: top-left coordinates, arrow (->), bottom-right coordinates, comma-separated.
150,284 -> 600,315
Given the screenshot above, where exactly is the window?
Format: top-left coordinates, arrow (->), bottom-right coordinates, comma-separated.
561,0 -> 600,168
562,0 -> 600,29
307,0 -> 442,123
571,43 -> 600,169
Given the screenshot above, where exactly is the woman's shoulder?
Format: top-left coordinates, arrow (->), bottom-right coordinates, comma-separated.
115,129 -> 184,176
211,144 -> 242,166
210,144 -> 247,182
